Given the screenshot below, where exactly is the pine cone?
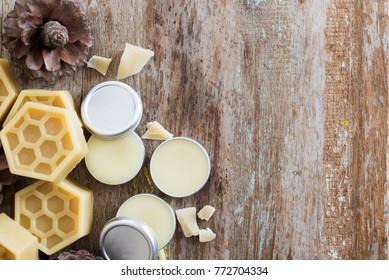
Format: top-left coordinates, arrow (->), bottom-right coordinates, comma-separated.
2,0 -> 94,83
57,249 -> 104,260
0,148 -> 16,206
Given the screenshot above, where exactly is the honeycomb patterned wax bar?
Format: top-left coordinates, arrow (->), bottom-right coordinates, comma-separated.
0,102 -> 88,182
0,213 -> 39,260
15,179 -> 93,255
3,89 -> 76,127
0,58 -> 20,123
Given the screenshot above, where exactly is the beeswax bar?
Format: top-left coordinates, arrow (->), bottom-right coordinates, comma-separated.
3,89 -> 76,127
0,102 -> 88,182
0,59 -> 20,123
0,213 -> 38,260
15,179 -> 93,255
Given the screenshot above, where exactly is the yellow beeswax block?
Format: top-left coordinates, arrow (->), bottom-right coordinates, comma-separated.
3,89 -> 76,127
0,102 -> 88,182
15,179 -> 93,255
0,213 -> 39,260
0,59 -> 20,124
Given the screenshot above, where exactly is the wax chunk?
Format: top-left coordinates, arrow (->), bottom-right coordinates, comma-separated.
117,43 -> 154,79
199,228 -> 216,243
0,59 -> 20,124
14,179 -> 93,255
142,121 -> 173,140
197,205 -> 215,221
0,102 -> 88,182
175,207 -> 200,237
3,89 -> 76,127
158,249 -> 167,260
87,55 -> 112,75
0,213 -> 39,260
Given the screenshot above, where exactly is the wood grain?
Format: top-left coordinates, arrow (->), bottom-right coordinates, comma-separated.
0,0 -> 388,260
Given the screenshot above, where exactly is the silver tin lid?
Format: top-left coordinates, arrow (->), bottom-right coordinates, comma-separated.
81,81 -> 142,139
99,216 -> 158,260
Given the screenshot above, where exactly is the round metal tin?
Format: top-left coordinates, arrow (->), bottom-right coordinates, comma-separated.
149,137 -> 211,198
116,193 -> 176,249
99,216 -> 158,260
81,81 -> 142,139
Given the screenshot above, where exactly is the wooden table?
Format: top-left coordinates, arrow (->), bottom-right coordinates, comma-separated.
0,0 -> 388,260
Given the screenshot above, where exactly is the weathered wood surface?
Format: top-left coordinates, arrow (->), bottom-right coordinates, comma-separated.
0,0 -> 388,260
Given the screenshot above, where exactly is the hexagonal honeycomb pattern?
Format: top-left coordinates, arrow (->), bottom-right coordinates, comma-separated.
0,59 -> 20,123
3,89 -> 77,127
0,102 -> 88,182
15,179 -> 93,255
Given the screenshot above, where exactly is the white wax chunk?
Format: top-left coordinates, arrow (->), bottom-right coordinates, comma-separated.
150,137 -> 211,197
117,194 -> 176,249
175,207 -> 200,237
197,205 -> 216,221
85,132 -> 144,185
199,228 -> 216,242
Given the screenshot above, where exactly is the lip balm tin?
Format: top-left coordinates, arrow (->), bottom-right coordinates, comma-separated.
150,137 -> 211,197
116,194 -> 176,249
99,216 -> 158,260
81,81 -> 142,139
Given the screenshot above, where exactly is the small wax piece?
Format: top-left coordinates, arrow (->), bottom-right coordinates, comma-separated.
175,207 -> 200,237
0,102 -> 88,182
85,132 -> 144,185
158,249 -> 167,260
0,58 -> 20,124
142,121 -> 173,140
117,194 -> 176,248
199,228 -> 216,243
15,179 -> 93,255
0,213 -> 38,260
87,55 -> 112,75
197,205 -> 215,221
117,43 -> 154,79
3,89 -> 77,127
150,138 -> 211,197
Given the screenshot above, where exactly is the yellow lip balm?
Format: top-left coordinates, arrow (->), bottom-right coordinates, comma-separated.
150,137 -> 211,197
85,131 -> 145,185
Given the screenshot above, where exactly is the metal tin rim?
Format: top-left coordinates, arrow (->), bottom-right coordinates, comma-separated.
116,193 -> 176,248
149,137 -> 211,198
99,216 -> 158,260
85,131 -> 145,185
81,81 -> 142,139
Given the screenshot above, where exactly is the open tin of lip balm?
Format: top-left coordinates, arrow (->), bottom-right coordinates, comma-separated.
116,194 -> 176,249
81,81 -> 142,139
150,137 -> 211,197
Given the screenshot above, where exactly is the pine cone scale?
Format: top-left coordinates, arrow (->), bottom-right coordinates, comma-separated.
26,47 -> 44,70
8,39 -> 31,58
58,46 -> 79,66
42,48 -> 61,71
20,28 -> 38,45
18,12 -> 42,29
